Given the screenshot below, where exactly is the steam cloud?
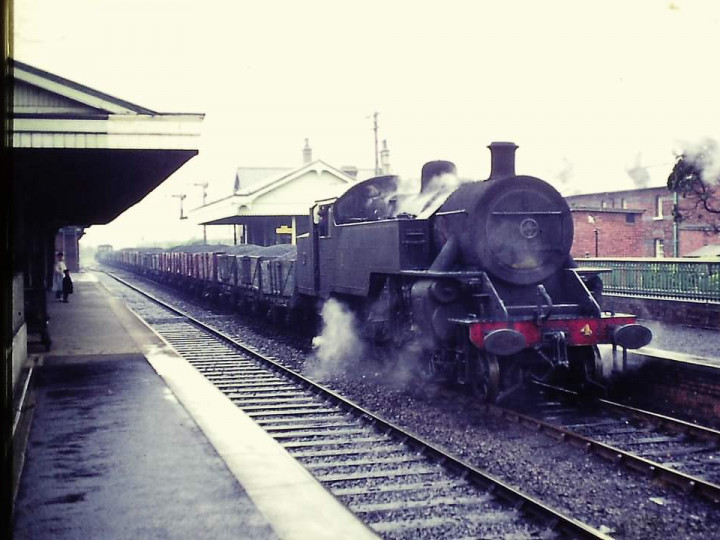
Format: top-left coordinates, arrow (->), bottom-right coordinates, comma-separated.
553,158 -> 581,195
390,172 -> 467,217
554,158 -> 574,186
678,137 -> 720,184
308,297 -> 433,394
309,299 -> 365,379
626,152 -> 651,188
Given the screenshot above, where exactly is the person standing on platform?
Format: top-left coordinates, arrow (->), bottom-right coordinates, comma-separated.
62,269 -> 73,303
53,252 -> 67,301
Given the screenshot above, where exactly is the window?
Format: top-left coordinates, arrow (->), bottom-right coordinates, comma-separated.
654,238 -> 665,258
621,198 -> 627,209
601,199 -> 614,208
655,196 -> 664,218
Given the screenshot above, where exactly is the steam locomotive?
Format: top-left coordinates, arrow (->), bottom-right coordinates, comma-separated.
101,142 -> 652,401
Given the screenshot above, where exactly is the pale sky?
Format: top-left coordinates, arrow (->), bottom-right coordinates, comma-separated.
14,0 -> 720,248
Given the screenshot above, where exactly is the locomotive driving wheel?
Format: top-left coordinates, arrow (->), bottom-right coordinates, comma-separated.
471,351 -> 500,403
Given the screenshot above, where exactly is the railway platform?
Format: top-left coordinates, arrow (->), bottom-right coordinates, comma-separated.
12,273 -> 377,540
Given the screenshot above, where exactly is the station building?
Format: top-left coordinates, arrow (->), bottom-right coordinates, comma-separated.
193,139 -> 385,246
567,186 -> 720,258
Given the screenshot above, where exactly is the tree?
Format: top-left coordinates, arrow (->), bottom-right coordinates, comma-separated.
667,142 -> 720,233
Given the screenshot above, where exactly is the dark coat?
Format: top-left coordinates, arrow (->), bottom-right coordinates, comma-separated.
62,275 -> 73,295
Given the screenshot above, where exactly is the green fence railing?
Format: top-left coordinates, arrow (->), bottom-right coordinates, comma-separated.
576,258 -> 720,303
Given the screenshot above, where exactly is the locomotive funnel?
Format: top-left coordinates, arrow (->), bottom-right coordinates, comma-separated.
487,141 -> 518,181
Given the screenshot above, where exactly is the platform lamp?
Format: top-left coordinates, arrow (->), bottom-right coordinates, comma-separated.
171,193 -> 188,220
194,182 -> 209,244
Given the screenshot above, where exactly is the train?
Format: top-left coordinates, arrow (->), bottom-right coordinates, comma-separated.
99,142 -> 652,402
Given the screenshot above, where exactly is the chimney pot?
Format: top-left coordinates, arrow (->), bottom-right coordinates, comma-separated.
303,138 -> 312,164
380,139 -> 391,174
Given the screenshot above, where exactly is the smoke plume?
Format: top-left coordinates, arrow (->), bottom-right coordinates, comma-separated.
678,137 -> 720,184
626,152 -> 651,188
552,158 -> 581,195
390,172 -> 467,217
554,158 -> 574,186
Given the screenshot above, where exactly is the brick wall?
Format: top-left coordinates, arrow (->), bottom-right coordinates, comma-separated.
567,187 -> 720,257
571,210 -> 643,258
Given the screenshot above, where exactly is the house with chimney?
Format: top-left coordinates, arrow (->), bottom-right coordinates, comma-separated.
192,140 -> 389,246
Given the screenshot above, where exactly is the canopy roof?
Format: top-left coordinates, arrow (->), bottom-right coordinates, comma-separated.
12,59 -> 204,228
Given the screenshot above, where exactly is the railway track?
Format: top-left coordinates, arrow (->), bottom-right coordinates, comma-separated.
496,382 -> 720,504
102,270 -> 609,539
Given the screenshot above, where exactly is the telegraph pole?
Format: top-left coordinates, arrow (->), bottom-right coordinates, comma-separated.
171,194 -> 187,220
194,182 -> 209,244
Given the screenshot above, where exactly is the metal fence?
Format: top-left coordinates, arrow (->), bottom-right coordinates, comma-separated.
576,258 -> 720,303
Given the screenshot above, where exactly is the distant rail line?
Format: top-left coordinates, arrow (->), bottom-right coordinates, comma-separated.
494,382 -> 720,505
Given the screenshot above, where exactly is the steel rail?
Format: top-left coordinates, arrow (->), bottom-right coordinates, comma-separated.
103,270 -> 610,540
489,381 -> 720,504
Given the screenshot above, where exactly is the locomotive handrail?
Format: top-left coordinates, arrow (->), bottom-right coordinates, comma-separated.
572,267 -> 612,274
576,258 -> 720,303
491,210 -> 563,215
435,209 -> 468,217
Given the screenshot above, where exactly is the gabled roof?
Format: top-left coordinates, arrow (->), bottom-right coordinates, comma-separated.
193,160 -> 359,225
234,167 -> 292,192
12,58 -> 204,151
12,59 -> 160,116
11,59 -> 203,226
235,159 -> 356,197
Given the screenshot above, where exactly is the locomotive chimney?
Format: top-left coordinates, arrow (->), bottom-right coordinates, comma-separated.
487,141 -> 518,181
421,160 -> 456,192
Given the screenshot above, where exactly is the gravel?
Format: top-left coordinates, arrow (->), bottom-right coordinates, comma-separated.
96,270 -> 720,539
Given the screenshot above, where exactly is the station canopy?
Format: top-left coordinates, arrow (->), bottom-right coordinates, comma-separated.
11,59 -> 204,229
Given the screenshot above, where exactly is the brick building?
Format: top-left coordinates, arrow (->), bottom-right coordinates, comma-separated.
570,208 -> 644,258
566,186 -> 720,258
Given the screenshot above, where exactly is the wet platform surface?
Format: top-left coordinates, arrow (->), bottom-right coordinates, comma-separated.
638,319 -> 719,364
14,355 -> 276,539
13,274 -> 377,539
